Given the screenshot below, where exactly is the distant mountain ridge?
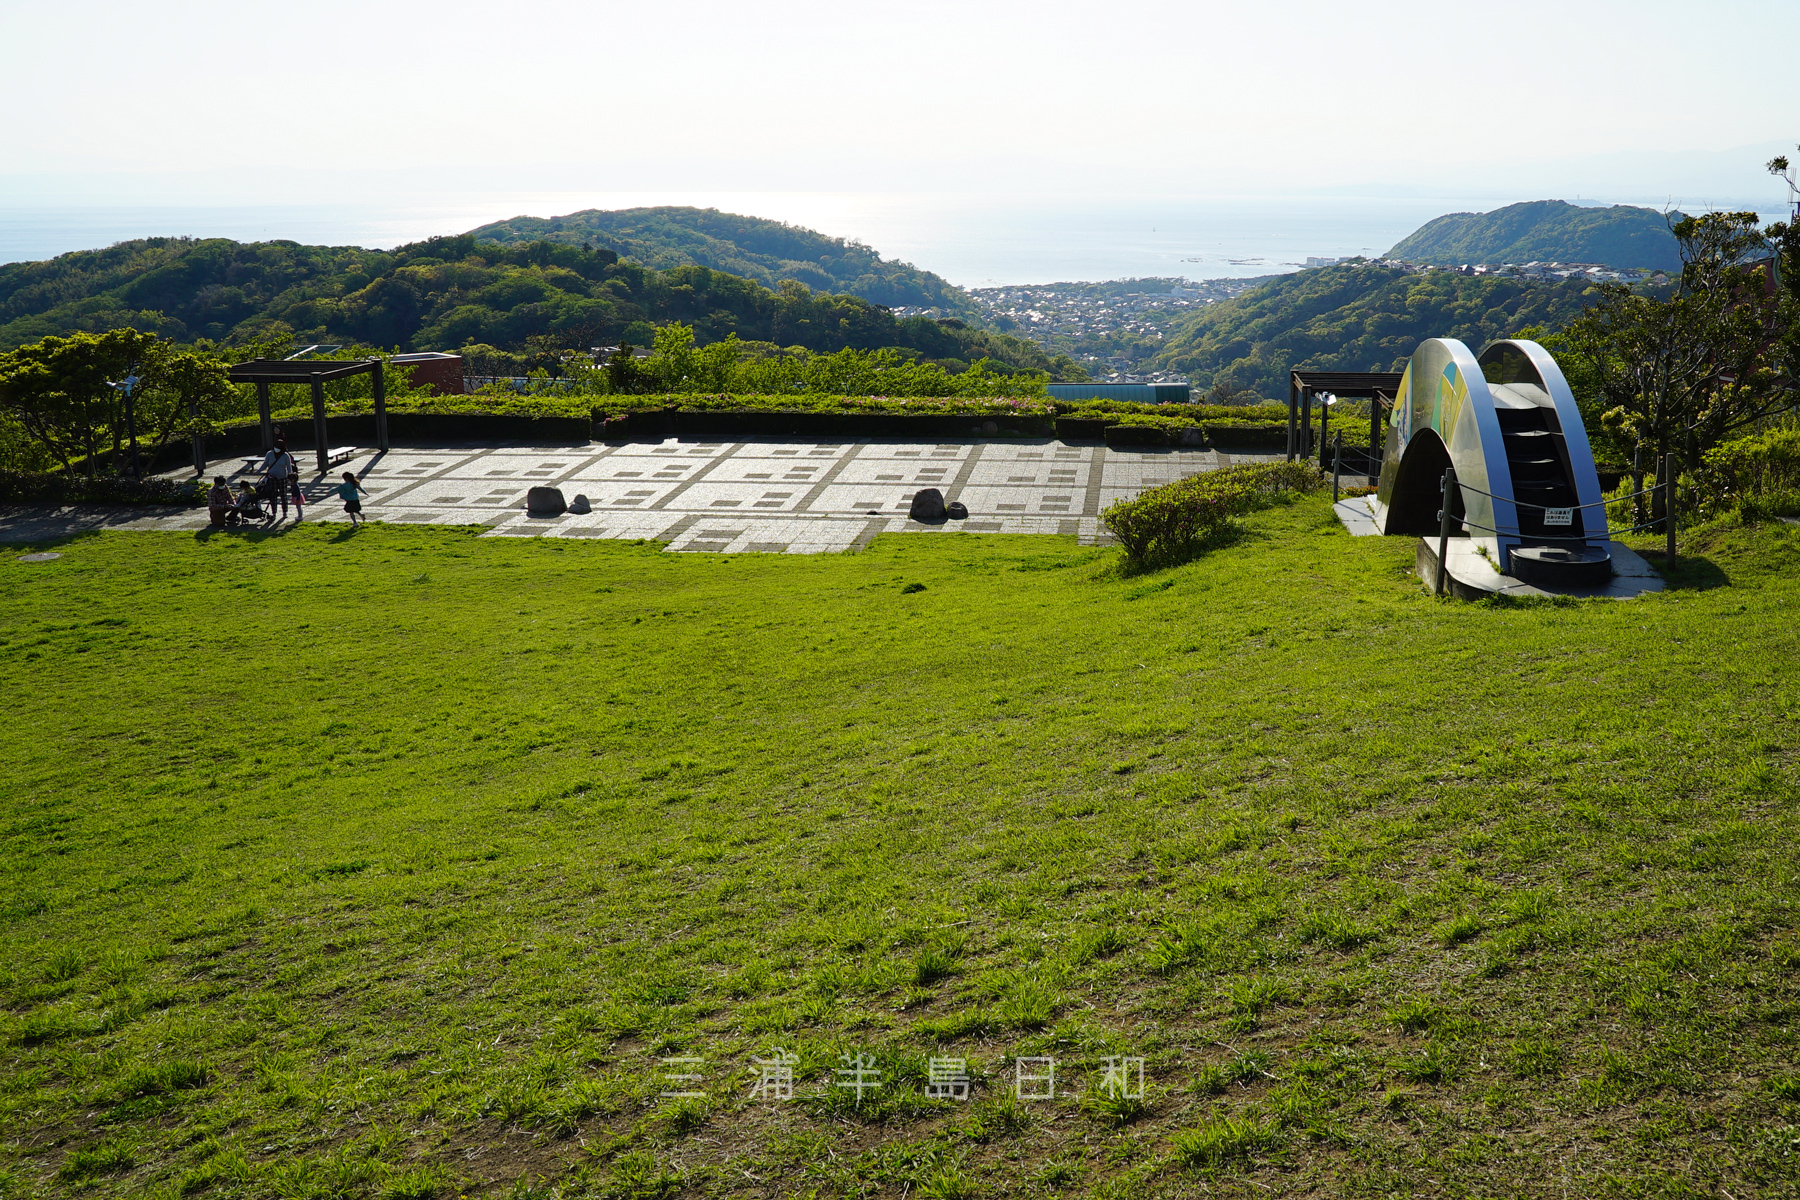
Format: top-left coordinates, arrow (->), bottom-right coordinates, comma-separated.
1150,261 -> 1599,398
466,207 -> 978,318
1386,200 -> 1684,271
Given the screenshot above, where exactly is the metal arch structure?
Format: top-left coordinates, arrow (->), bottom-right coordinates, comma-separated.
1373,337 -> 1612,585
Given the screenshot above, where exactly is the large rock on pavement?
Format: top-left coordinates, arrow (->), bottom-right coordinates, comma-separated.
909,488 -> 946,522
527,486 -> 567,516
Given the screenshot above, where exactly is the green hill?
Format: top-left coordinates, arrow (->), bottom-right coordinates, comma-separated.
0,235 -> 1077,376
1151,261 -> 1600,396
466,206 -> 978,318
1386,200 -> 1683,270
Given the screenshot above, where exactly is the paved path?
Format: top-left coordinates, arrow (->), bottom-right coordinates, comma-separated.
1,438 -> 1279,553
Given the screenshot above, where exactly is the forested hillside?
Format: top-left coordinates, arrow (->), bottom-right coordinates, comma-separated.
1387,200 -> 1683,270
0,235 -> 1081,377
1151,262 -> 1600,396
466,206 -> 977,317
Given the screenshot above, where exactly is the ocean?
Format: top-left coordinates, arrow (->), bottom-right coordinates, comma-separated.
0,191 -> 1785,286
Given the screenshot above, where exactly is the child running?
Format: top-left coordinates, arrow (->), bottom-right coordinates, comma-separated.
335,471 -> 368,525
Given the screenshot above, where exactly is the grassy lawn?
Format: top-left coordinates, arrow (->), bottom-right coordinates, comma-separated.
3,500 -> 1799,1199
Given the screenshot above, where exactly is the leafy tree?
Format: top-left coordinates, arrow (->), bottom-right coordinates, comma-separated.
0,329 -> 160,475
1562,211 -> 1795,519
0,330 -> 240,475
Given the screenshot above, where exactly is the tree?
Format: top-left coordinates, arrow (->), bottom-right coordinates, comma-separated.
0,329 -> 240,476
0,329 -> 163,475
1562,211 -> 1791,519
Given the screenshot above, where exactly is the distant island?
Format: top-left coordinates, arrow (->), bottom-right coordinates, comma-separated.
466,207 -> 977,318
1385,199 -> 1684,271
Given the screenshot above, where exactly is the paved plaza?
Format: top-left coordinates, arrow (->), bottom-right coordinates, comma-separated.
0,438 -> 1280,552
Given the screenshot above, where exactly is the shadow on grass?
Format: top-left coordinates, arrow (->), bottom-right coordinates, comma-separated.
192,522 -> 301,545
6,527 -> 110,553
1636,550 -> 1730,591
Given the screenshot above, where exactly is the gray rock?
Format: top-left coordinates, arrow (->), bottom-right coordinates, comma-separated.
568,493 -> 592,514
981,420 -> 999,436
909,488 -> 946,521
946,501 -> 968,519
526,486 -> 567,517
1179,426 -> 1206,447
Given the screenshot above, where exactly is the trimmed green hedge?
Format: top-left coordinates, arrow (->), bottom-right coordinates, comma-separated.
0,471 -> 206,507
256,389 -> 1282,431
590,393 -> 1057,419
1101,462 -> 1325,566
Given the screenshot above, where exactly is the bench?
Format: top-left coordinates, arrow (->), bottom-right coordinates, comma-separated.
239,447 -> 360,473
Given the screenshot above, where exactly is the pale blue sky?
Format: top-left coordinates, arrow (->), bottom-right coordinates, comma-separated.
2,0 -> 1795,208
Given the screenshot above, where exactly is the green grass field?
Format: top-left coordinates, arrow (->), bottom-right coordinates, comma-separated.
3,501 -> 1799,1199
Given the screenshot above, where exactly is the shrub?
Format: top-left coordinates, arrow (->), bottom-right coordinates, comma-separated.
0,471 -> 206,506
590,392 -> 1055,420
1689,426 -> 1800,521
1101,462 -> 1325,567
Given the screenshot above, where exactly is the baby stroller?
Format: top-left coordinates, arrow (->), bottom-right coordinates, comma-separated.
228,483 -> 271,525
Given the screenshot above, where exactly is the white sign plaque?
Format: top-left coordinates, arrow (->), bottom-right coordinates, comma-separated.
1543,507 -> 1574,526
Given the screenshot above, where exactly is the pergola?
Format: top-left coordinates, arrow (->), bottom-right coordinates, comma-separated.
225,358 -> 388,473
1287,369 -> 1404,463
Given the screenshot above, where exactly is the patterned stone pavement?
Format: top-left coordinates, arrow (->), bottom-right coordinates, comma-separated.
0,438 -> 1281,552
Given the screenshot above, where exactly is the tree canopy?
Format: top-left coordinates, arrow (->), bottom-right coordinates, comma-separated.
1151,262 -> 1601,397
0,235 -> 1083,379
1385,200 -> 1685,270
466,207 -> 977,317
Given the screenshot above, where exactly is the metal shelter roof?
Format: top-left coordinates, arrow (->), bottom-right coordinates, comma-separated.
226,358 -> 382,384
1290,370 -> 1404,397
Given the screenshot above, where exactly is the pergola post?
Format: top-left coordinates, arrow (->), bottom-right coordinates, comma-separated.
1286,375 -> 1298,462
190,394 -> 205,477
311,374 -> 329,475
1369,397 -> 1381,478
1299,387 -> 1313,461
372,360 -> 389,451
257,382 -> 273,452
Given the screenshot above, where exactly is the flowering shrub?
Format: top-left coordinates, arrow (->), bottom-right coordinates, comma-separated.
1101,462 -> 1324,566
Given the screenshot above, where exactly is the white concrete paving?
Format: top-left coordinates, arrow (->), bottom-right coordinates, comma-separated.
0,439 -> 1283,553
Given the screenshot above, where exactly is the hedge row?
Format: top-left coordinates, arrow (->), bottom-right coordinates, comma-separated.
1101,462 -> 1326,566
258,389 -> 1290,430
0,472 -> 205,507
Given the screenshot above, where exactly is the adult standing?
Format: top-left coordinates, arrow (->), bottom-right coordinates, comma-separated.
271,427 -> 304,514
263,441 -> 300,520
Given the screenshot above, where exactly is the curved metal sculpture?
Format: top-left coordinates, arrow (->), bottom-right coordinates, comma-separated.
1374,338 -> 1612,586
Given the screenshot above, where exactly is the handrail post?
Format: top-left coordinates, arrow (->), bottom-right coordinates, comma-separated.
1435,466 -> 1457,596
1332,432 -> 1343,504
1665,452 -> 1678,566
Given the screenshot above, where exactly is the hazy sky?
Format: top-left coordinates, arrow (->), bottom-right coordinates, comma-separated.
3,0 -> 1796,206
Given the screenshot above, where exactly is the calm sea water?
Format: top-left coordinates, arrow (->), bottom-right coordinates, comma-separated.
0,191 -> 1783,285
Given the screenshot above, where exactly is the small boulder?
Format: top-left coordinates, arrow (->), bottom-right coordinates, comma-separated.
568,493 -> 592,514
981,420 -> 999,436
1179,426 -> 1206,447
909,488 -> 946,522
526,486 -> 567,517
946,501 -> 969,519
